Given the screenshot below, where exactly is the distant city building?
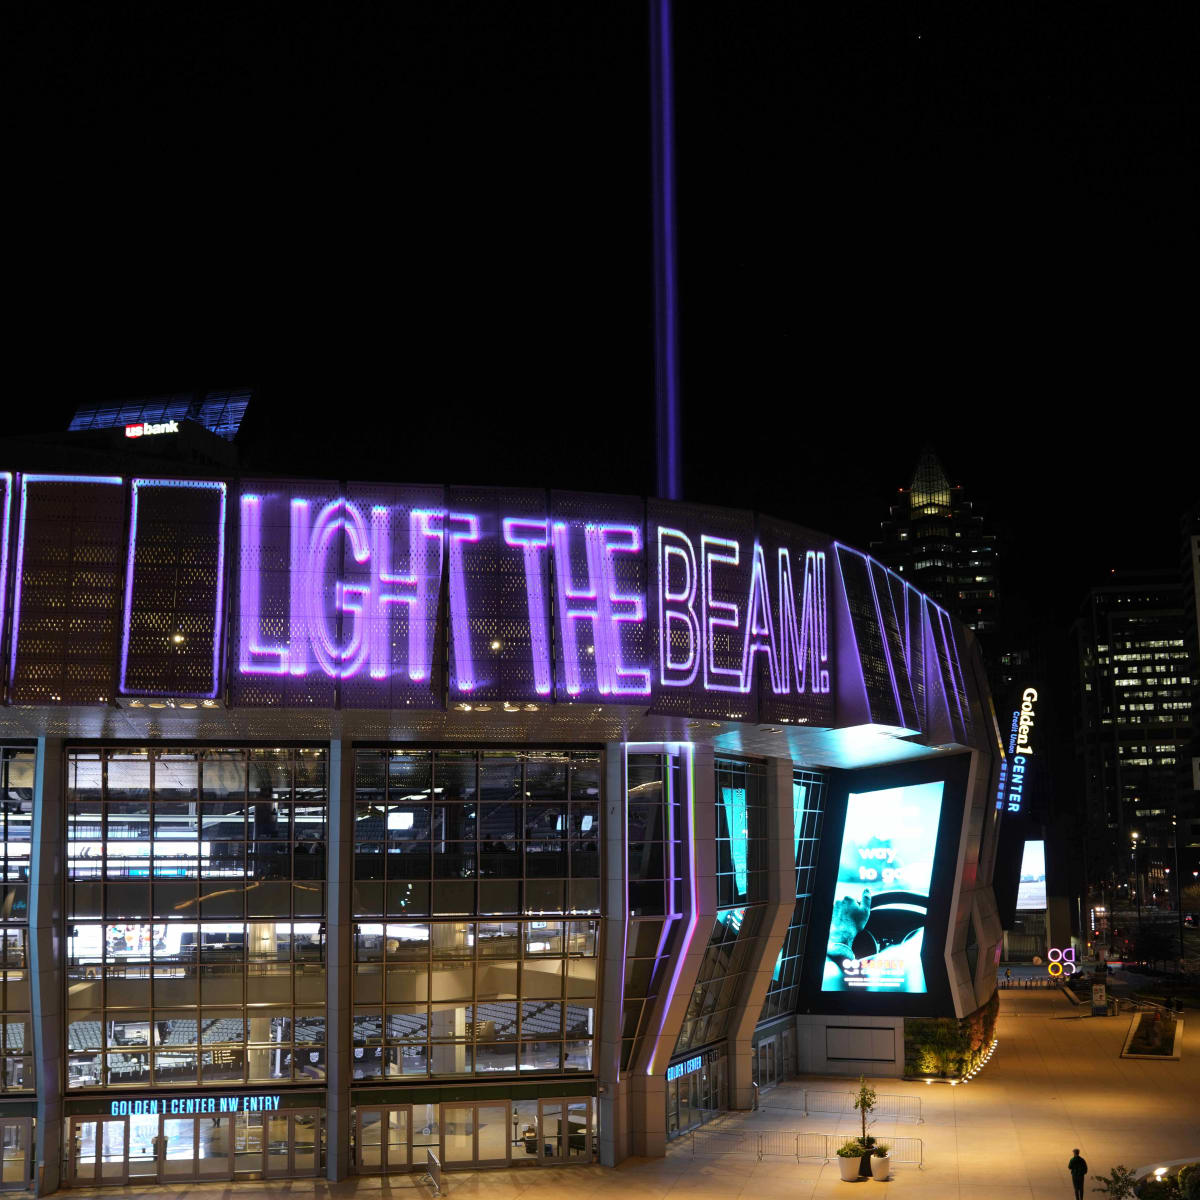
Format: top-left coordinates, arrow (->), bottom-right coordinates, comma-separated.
1179,503 -> 1200,879
1072,570 -> 1195,909
871,445 -> 1000,650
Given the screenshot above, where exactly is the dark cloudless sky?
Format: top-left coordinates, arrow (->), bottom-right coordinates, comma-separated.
9,2 -> 1196,629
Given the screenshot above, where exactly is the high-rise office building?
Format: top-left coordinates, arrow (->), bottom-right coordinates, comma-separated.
1072,571 -> 1195,910
872,446 -> 1001,670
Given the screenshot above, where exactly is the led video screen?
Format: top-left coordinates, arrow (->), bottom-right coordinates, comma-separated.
1016,839 -> 1047,910
821,781 -> 945,994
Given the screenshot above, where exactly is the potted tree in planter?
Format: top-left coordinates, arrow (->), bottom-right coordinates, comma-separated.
837,1140 -> 867,1182
853,1076 -> 877,1177
871,1143 -> 890,1181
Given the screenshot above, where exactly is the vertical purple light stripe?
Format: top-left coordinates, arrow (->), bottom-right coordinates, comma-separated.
650,0 -> 682,501
863,556 -> 904,725
0,475 -> 12,677
9,474 -> 123,690
619,744 -> 631,1083
647,741 -> 697,1075
120,479 -> 228,698
211,483 -> 227,697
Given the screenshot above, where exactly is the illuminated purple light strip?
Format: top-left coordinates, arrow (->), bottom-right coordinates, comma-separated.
740,540 -> 781,693
647,741 -> 697,1076
239,494 -> 289,675
447,512 -> 481,691
502,518 -> 553,695
552,521 -> 650,697
120,479 -> 228,698
700,535 -> 742,693
9,474 -> 123,690
0,475 -> 11,654
650,0 -> 682,502
657,526 -> 699,686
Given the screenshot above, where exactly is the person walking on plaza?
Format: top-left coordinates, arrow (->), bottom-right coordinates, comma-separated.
1068,1149 -> 1088,1199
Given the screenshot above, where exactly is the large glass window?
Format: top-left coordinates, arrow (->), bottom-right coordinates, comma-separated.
351,918 -> 597,1079
714,759 -> 767,908
1,748 -> 34,1092
65,748 -> 327,1089
673,905 -> 764,1055
620,751 -> 684,1071
759,768 -> 826,1022
352,751 -> 601,918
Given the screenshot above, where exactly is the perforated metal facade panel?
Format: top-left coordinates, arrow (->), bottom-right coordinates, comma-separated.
230,479 -> 340,708
8,475 -> 126,705
755,513 -> 835,728
647,499 -> 757,722
550,490 -> 648,704
835,546 -> 898,723
446,485 -> 550,702
120,479 -> 227,698
339,482 -> 445,710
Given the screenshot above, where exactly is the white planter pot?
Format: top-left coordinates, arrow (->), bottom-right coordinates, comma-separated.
871,1155 -> 890,1181
838,1156 -> 862,1181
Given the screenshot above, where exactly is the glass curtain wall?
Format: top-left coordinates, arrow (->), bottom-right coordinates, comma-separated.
759,768 -> 826,1022
351,750 -> 600,1080
673,758 -> 768,1056
0,748 -> 33,1093
64,748 -> 328,1089
620,752 -> 683,1071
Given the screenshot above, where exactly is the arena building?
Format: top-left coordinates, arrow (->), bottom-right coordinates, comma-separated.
0,439 -> 1003,1190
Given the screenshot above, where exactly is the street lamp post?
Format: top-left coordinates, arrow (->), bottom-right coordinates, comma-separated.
1131,833 -> 1142,933
1172,813 -> 1184,962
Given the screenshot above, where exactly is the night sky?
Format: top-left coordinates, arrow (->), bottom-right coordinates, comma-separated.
10,3 -> 1196,630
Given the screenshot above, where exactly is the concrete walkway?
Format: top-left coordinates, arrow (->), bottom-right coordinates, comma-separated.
47,987 -> 1200,1200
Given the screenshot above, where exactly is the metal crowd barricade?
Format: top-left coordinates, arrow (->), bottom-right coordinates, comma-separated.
797,1133 -> 830,1160
423,1148 -> 443,1195
758,1130 -> 800,1160
691,1129 -> 758,1159
803,1089 -> 923,1123
687,1129 -> 922,1167
888,1136 -> 925,1167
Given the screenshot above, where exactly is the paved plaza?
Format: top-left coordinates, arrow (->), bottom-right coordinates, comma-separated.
46,987 -> 1199,1200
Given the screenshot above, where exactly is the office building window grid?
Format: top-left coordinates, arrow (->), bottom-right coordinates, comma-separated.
1,747 -> 34,1092
351,918 -> 598,1079
352,750 -> 601,918
759,768 -> 827,1022
64,747 -> 328,1090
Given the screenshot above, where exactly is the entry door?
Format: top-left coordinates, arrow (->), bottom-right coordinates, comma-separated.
0,1119 -> 31,1191
358,1107 -> 411,1173
538,1099 -> 591,1164
441,1102 -> 511,1169
69,1116 -> 128,1186
757,1038 -> 777,1090
157,1114 -> 233,1182
264,1110 -> 320,1178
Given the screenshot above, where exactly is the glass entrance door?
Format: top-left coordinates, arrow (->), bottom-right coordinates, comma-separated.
127,1113 -> 157,1182
357,1107 -> 411,1173
441,1102 -> 511,1169
264,1110 -> 320,1178
0,1119 -> 31,1191
757,1038 -> 777,1090
68,1116 -> 128,1186
538,1099 -> 591,1164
